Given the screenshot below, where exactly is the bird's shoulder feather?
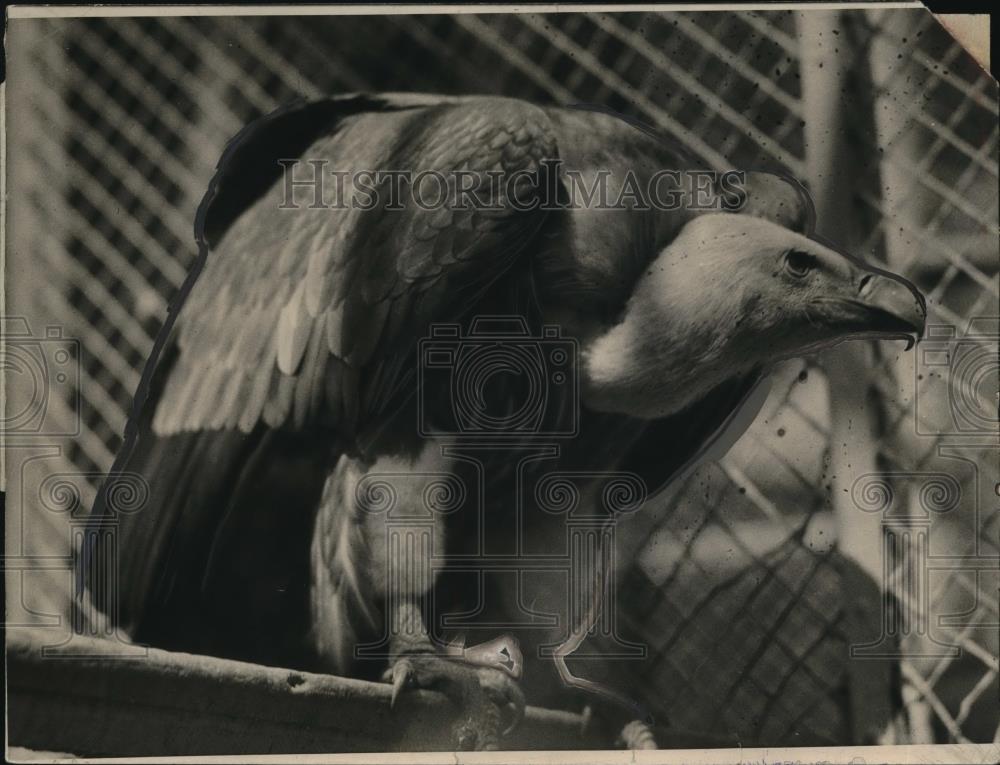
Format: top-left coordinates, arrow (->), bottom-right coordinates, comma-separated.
153,95 -> 558,441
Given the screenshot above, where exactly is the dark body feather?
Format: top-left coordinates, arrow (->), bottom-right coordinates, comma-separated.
87,94 -> 801,697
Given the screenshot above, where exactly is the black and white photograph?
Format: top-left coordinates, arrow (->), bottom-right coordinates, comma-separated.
3,3 -> 998,762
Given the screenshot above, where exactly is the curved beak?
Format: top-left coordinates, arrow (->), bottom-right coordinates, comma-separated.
856,272 -> 927,342
812,268 -> 926,349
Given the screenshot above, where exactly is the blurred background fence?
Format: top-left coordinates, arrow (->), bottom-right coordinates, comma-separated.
5,7 -> 998,749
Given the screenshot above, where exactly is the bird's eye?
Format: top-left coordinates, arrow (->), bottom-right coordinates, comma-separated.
784,250 -> 815,278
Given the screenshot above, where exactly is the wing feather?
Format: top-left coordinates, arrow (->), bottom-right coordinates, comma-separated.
292,318 -> 329,430
153,95 -> 557,443
275,279 -> 311,376
101,94 -> 560,662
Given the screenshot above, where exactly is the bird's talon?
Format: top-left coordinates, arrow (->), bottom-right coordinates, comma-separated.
478,665 -> 525,735
501,704 -> 521,737
386,658 -> 414,708
383,653 -> 522,749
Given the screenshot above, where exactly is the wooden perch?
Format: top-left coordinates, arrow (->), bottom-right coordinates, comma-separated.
6,629 -> 606,755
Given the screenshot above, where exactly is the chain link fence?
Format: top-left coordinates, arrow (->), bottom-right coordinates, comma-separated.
6,8 -> 997,748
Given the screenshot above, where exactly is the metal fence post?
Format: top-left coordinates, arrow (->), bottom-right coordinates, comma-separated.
797,8 -> 900,744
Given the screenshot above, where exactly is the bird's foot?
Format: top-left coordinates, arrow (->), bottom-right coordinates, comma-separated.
383,653 -> 525,750
617,719 -> 658,749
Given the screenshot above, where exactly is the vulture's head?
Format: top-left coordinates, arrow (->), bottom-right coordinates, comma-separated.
583,213 -> 926,419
